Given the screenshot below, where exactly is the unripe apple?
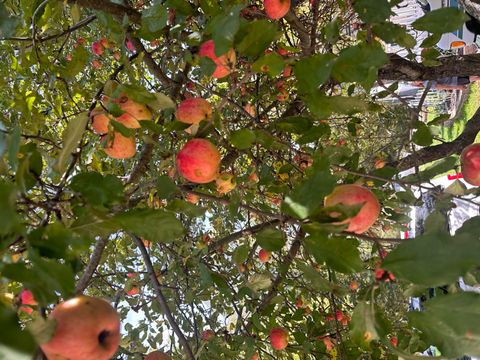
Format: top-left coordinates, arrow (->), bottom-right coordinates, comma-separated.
202,329 -> 215,341
40,296 -> 120,360
461,143 -> 480,186
324,184 -> 380,234
264,0 -> 290,19
145,350 -> 171,360
258,248 -> 271,263
216,173 -> 236,194
270,327 -> 289,350
176,138 -> 221,183
176,98 -> 213,124
199,40 -> 236,79
102,132 -> 136,159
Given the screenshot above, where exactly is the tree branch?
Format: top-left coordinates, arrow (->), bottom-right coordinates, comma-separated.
391,106 -> 480,170
131,234 -> 196,360
75,237 -> 109,294
64,0 -> 141,24
207,220 -> 282,254
379,53 -> 480,81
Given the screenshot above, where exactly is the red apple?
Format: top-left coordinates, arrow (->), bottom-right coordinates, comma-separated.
185,193 -> 200,204
20,289 -> 37,306
176,98 -> 213,124
176,138 -> 221,183
461,143 -> 480,186
116,95 -> 152,128
91,41 -> 103,55
202,329 -> 215,341
324,184 -> 380,234
264,0 -> 290,19
199,40 -> 236,79
102,132 -> 136,159
258,248 -> 271,263
270,327 -> 289,350
90,109 -> 112,135
40,296 -> 120,360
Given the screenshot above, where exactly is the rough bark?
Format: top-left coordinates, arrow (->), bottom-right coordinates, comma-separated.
379,53 -> 480,81
391,107 -> 480,171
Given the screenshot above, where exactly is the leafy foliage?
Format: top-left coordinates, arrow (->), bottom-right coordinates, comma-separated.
0,0 -> 478,359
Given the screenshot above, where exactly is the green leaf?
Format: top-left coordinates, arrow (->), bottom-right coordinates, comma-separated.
353,0 -> 393,23
70,172 -> 124,208
60,45 -> 88,80
252,53 -> 285,78
350,301 -> 389,349
165,0 -> 194,16
274,116 -> 313,134
2,257 -> 75,305
230,129 -> 256,149
408,293 -> 480,358
54,112 -> 89,174
412,121 -> 433,146
304,233 -> 363,274
296,262 -> 342,292
332,42 -> 388,86
295,54 -> 335,94
256,228 -> 285,252
246,273 -> 272,292
165,199 -> 206,217
305,93 -> 371,118
0,3 -> 19,38
117,84 -> 156,104
156,175 -> 178,199
141,0 -> 168,33
147,92 -> 176,112
115,208 -> 184,243
282,167 -> 336,219
235,20 -> 280,57
207,5 -> 243,54
0,182 -> 21,238
382,231 -> 480,287
0,304 -> 35,354
232,244 -> 249,264
372,22 -> 416,48
413,8 -> 468,34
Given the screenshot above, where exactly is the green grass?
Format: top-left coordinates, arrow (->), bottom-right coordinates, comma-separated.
440,82 -> 480,142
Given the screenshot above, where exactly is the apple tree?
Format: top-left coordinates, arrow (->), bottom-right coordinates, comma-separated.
1,0 -> 480,359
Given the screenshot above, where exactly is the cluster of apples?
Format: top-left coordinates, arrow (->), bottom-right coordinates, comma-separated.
89,93 -> 152,159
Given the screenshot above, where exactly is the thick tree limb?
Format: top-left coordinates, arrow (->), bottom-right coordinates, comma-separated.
392,106 -> 480,171
131,234 -> 196,360
379,53 -> 480,81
